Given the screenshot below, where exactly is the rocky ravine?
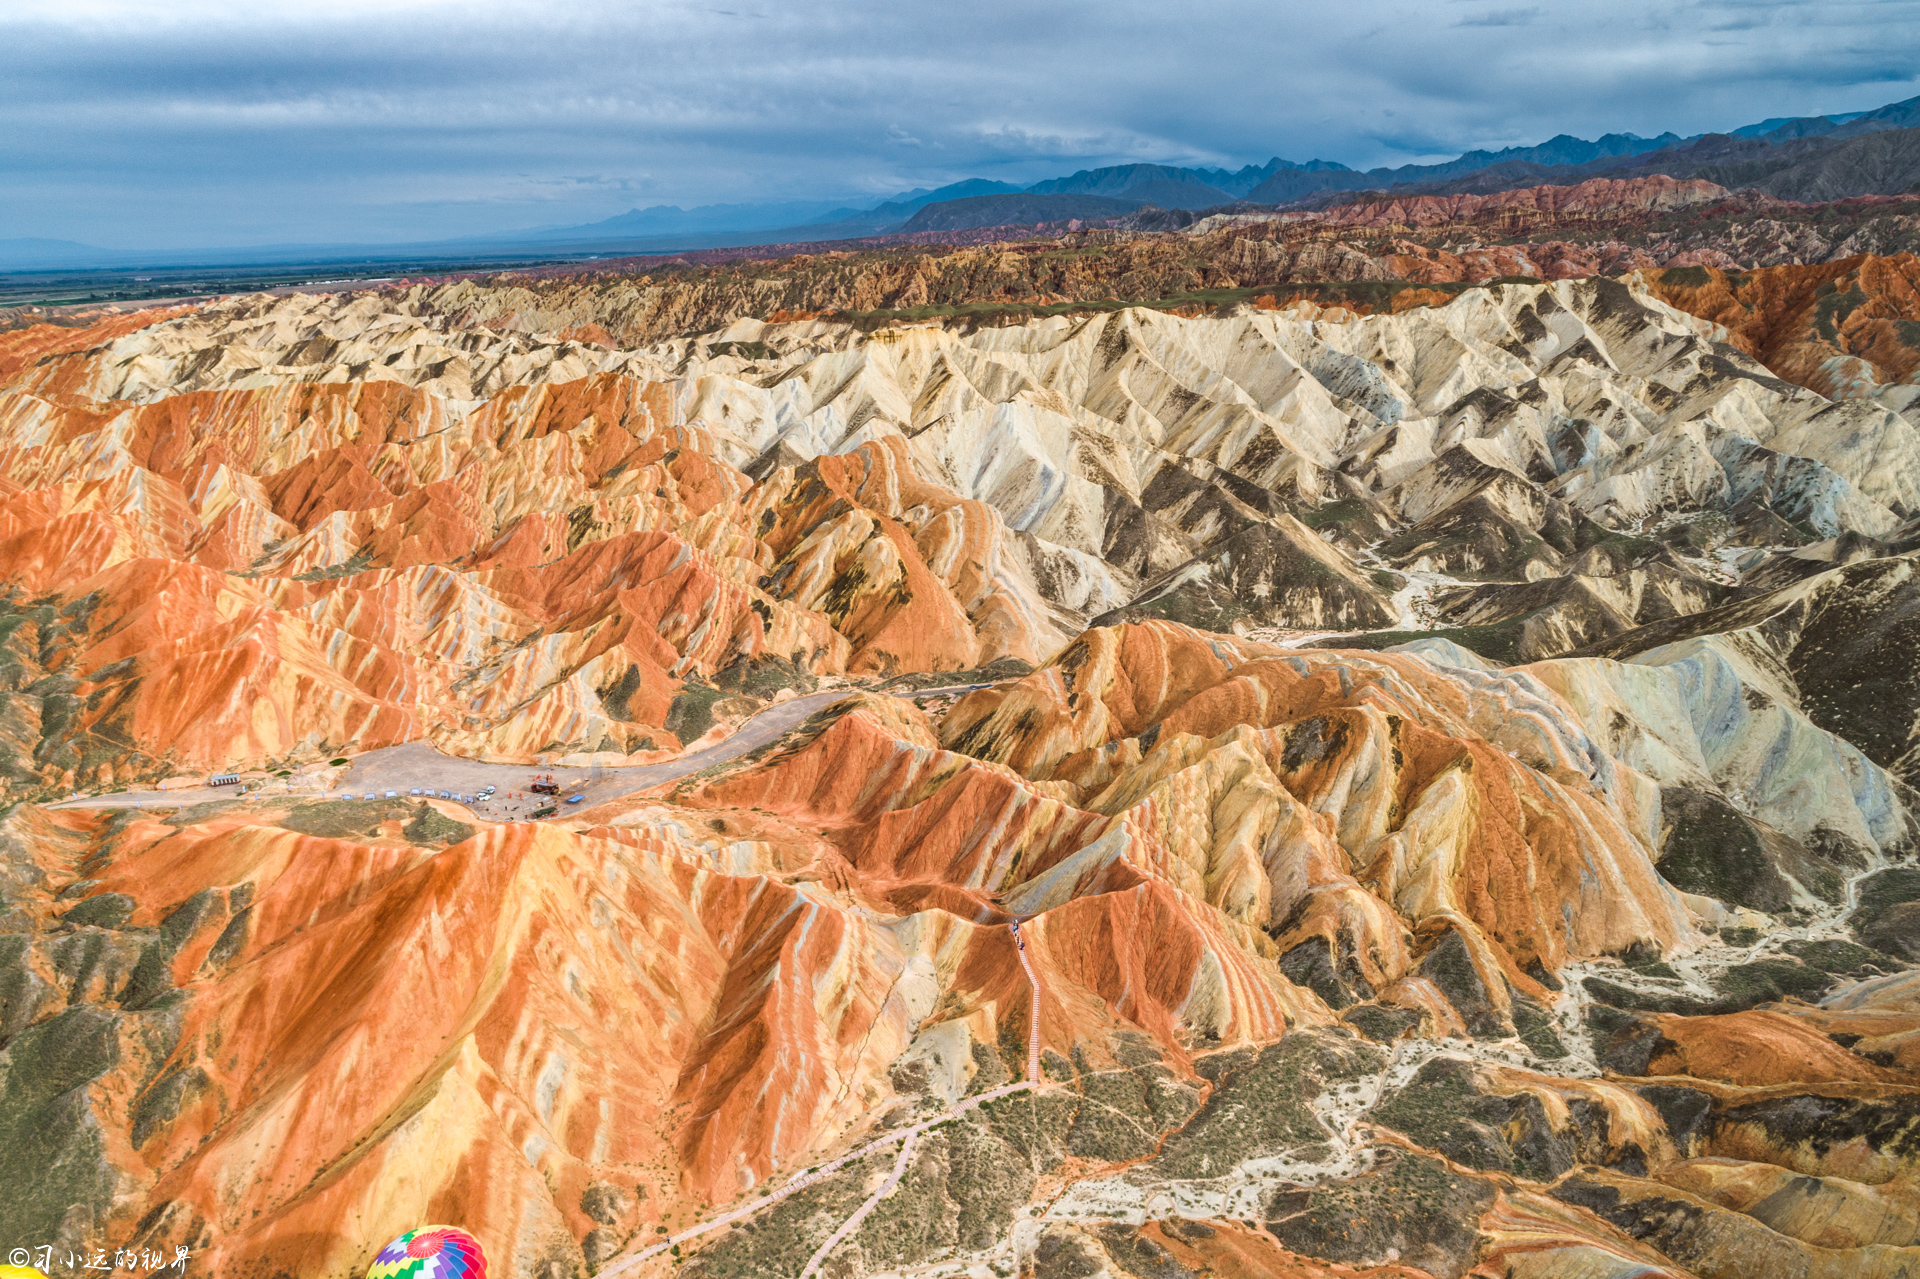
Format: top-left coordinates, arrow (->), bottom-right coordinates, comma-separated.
0,279 -> 1915,1279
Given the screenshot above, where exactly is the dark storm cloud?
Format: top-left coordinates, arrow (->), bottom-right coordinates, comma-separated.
3,0 -> 1916,248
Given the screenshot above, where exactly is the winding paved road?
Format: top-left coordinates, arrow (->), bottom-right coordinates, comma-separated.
48,683 -> 994,819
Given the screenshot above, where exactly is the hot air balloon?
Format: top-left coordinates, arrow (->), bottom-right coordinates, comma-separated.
0,1263 -> 49,1279
366,1226 -> 487,1279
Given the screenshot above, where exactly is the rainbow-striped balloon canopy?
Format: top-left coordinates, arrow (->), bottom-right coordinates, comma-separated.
366,1226 -> 487,1279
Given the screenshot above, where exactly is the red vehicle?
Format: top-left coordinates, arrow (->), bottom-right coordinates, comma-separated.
530,781 -> 560,796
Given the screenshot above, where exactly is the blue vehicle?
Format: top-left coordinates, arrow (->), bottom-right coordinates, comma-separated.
567,794 -> 585,804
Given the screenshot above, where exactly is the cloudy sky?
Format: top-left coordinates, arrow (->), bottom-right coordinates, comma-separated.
5,0 -> 1917,249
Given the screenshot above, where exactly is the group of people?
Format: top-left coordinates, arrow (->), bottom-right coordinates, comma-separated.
461,774 -> 578,819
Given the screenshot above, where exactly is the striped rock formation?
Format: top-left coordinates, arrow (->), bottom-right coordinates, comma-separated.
0,281 -> 1916,1279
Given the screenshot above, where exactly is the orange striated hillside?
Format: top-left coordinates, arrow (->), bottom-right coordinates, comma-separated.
0,307 -> 197,383
5,619 -> 1915,1279
1310,175 -> 1742,232
1645,253 -> 1920,401
0,333 -> 1065,795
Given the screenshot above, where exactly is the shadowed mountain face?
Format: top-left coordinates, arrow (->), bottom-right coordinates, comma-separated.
899,192 -> 1149,231
1,277 -> 1917,1279
1330,121 -> 1920,208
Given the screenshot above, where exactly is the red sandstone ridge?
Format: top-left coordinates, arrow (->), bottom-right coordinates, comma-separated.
936,623 -> 1689,981
0,306 -> 199,383
1312,176 -> 1745,232
1644,253 -> 1920,400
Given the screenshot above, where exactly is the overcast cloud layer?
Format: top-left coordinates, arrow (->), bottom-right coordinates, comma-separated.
4,0 -> 1918,249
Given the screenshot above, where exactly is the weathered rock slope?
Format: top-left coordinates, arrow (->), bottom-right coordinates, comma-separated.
10,274 -> 1918,793
0,282 -> 1915,1279
1644,255 -> 1920,407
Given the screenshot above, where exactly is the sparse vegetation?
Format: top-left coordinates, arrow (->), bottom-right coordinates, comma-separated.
666,681 -> 727,743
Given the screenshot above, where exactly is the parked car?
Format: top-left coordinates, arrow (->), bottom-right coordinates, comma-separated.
410,788 -> 422,796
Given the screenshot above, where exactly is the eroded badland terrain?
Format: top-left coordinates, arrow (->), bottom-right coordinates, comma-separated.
4,204 -> 1920,1279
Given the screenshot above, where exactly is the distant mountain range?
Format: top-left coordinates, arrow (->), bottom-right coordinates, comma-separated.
1287,94 -> 1920,208
478,94 -> 1920,243
516,178 -> 1030,244
882,96 -> 1920,234
7,93 -> 1920,273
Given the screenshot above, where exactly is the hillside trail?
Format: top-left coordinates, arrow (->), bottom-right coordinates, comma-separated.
600,920 -> 1049,1279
